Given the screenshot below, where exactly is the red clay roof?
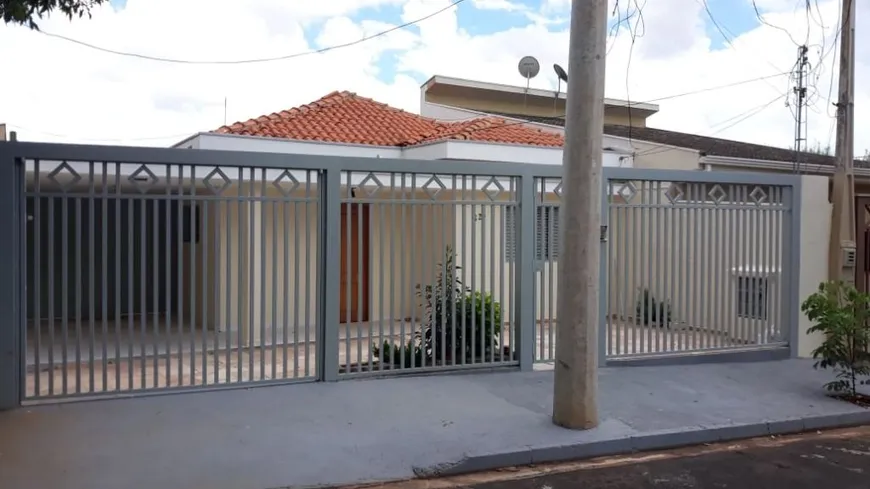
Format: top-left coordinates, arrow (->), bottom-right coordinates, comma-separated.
215,91 -> 564,148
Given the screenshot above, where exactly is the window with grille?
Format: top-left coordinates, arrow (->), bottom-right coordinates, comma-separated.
736,276 -> 768,320
503,206 -> 560,261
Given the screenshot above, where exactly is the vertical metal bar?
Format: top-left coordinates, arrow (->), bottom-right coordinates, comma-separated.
258,169 -> 266,380
538,181 -> 546,361
114,164 -> 121,390
101,163 -> 108,392
33,161 -> 42,398
498,194 -> 506,363
507,178 -> 515,364
177,165 -> 187,386
270,176 -> 277,380
304,174 -> 313,377
378,188 -> 386,371
203,184 -> 210,385
138,185 -> 147,389
548,184 -> 557,361
247,168 -> 255,381
439,188 -> 447,367
410,176 -> 418,369
605,181 -> 613,357
344,173 -> 351,372
516,172 -> 536,371
357,185 -> 364,371
389,173 -> 397,370
154,170 -> 162,388
191,169 -> 199,385
320,167 -> 341,382
224,173 -> 233,383
689,184 -> 698,351
459,175 -> 467,366
47,178 -> 56,396
666,182 -> 675,353
294,179 -> 301,379
469,177 -> 477,365
212,189 -> 221,385
399,174 -> 407,369
737,185 -> 747,345
0,150 -> 22,408
624,180 -> 635,356
283,184 -> 290,379
236,168 -> 244,383
165,165 -> 172,384
761,187 -> 770,345
85,162 -> 94,393
597,176 -> 609,367
125,181 -> 133,391
708,185 -> 734,348
421,180 -> 430,369
752,185 -> 762,345
74,180 -> 82,393
654,181 -> 662,354
488,186 -> 496,363
700,185 -> 708,350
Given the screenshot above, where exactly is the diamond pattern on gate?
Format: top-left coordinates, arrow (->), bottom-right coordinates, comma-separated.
707,184 -> 727,204
482,176 -> 505,201
616,181 -> 637,202
129,164 -> 158,193
204,168 -> 232,195
272,169 -> 300,197
358,172 -> 384,198
749,185 -> 768,205
47,161 -> 82,191
422,174 -> 446,200
553,181 -> 563,201
665,182 -> 686,204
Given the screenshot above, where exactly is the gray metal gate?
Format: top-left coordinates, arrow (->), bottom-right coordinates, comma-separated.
600,168 -> 801,361
0,141 -> 566,406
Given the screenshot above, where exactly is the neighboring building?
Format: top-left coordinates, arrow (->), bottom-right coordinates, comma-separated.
420,73 -> 870,177
421,74 -> 659,127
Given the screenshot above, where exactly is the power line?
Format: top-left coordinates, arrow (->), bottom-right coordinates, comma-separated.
636,92 -> 787,157
35,0 -> 466,65
10,69 -> 790,144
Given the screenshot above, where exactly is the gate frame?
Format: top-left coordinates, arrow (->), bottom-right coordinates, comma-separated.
599,167 -> 803,366
0,149 -> 23,410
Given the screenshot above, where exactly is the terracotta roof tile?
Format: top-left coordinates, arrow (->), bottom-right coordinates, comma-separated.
215,91 -> 564,148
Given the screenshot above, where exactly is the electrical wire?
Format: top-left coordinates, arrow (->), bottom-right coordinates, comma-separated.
635,92 -> 788,158
35,0 -> 466,65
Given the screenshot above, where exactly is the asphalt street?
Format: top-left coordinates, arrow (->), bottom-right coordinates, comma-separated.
341,427 -> 870,489
467,428 -> 870,489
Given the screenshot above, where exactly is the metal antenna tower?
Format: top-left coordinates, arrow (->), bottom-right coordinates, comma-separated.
792,45 -> 809,173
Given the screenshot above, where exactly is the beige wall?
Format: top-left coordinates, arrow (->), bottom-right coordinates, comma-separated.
207,186 -> 455,344
424,91 -> 646,127
796,176 -> 832,357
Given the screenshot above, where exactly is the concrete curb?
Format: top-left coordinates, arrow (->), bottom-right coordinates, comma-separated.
413,411 -> 870,478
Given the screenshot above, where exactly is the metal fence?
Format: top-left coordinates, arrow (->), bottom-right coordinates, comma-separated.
600,168 -> 799,360
0,142 -> 803,407
0,142 -> 551,405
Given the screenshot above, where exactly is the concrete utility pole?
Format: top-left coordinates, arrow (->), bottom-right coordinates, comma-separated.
828,0 -> 857,284
552,0 -> 607,430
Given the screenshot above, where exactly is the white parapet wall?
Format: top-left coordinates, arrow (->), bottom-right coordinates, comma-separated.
795,175 -> 832,358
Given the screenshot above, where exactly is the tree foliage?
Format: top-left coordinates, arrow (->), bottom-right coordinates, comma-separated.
2,0 -> 106,30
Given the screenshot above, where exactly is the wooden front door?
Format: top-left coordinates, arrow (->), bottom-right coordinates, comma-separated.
856,197 -> 870,293
339,203 -> 370,323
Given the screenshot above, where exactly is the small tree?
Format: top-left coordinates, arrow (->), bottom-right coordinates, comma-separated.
3,0 -> 107,30
801,281 -> 870,396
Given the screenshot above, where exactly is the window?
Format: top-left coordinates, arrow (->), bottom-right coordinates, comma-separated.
736,276 -> 768,320
503,206 -> 560,261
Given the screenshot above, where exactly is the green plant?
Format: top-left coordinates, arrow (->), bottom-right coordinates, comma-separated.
373,246 -> 505,366
802,281 -> 870,396
635,288 -> 672,327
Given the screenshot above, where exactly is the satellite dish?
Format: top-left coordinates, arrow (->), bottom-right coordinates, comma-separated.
553,63 -> 568,83
518,56 -> 540,79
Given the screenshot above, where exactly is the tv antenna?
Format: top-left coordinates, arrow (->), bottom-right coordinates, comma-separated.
553,63 -> 568,110
518,56 -> 540,109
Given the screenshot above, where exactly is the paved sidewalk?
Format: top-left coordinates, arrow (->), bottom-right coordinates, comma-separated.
1,359 -> 869,489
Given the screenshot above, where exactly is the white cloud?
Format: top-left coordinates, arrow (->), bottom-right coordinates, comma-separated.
0,0 -> 867,156
471,0 -> 528,11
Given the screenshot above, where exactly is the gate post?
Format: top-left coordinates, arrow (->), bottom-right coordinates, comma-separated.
319,166 -> 341,381
0,144 -> 22,410
514,172 -> 536,371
